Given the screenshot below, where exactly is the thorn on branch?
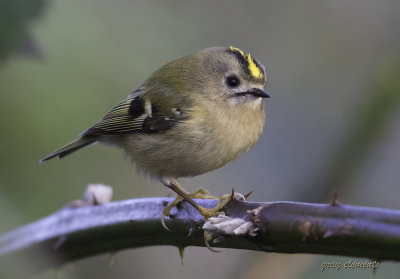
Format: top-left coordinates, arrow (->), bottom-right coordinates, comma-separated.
331,191 -> 341,207
177,246 -> 185,265
109,251 -> 117,266
244,190 -> 254,200
53,236 -> 67,251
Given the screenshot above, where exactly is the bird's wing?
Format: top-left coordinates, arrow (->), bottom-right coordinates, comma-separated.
81,89 -> 183,136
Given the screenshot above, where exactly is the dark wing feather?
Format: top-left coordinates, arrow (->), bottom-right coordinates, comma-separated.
81,90 -> 182,136
40,89 -> 184,162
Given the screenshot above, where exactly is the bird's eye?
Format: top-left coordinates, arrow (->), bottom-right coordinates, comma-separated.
226,75 -> 240,88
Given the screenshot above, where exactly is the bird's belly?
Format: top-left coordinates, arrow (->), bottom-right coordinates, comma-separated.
120,134 -> 230,178
120,114 -> 263,179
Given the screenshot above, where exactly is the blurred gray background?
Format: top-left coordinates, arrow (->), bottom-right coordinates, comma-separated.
1,0 -> 399,278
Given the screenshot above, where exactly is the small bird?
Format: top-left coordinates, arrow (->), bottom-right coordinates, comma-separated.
41,46 -> 269,222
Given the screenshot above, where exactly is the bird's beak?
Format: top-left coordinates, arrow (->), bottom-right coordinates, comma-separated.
248,88 -> 271,98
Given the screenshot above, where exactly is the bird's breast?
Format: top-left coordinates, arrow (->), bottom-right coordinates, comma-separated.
206,101 -> 266,163
120,100 -> 266,179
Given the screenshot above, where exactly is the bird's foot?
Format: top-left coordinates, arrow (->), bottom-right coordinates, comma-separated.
161,188 -> 232,231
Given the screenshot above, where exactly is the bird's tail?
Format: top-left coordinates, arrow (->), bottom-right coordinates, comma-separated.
40,137 -> 97,162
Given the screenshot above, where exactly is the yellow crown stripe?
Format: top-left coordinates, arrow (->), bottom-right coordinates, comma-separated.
247,53 -> 262,79
230,46 -> 246,58
229,46 -> 262,79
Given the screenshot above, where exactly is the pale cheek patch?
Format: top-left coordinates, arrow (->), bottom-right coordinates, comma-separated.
228,96 -> 262,108
228,98 -> 239,107
252,97 -> 262,107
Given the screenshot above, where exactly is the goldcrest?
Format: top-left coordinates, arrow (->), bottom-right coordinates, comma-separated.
41,46 -> 270,220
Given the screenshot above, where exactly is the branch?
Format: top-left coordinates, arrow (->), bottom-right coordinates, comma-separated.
1,196 -> 400,275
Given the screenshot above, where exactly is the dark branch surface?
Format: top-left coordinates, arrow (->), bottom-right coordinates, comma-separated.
1,197 -> 400,275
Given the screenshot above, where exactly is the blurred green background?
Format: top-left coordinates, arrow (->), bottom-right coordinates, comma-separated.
1,0 -> 400,278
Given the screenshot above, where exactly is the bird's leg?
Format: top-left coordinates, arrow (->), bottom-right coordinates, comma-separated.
162,179 -> 231,223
